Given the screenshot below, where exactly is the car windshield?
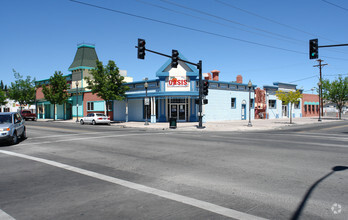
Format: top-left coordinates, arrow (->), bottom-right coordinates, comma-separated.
96,114 -> 106,117
0,115 -> 12,124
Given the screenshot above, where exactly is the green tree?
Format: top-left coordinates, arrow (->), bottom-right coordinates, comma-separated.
0,89 -> 7,106
85,60 -> 129,118
275,90 -> 303,124
8,70 -> 36,111
321,75 -> 348,119
42,71 -> 69,120
0,80 -> 7,106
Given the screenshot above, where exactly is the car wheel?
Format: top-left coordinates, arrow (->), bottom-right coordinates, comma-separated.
21,129 -> 27,140
92,120 -> 96,125
80,119 -> 84,125
11,132 -> 18,145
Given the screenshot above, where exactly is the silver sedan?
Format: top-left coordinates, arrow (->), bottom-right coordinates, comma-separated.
80,113 -> 111,125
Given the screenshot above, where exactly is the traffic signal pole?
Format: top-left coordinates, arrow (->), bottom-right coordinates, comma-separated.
198,60 -> 204,129
309,39 -> 347,118
136,41 -> 205,129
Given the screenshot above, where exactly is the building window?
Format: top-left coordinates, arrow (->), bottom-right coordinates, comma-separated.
316,105 -> 319,112
294,101 -> 300,109
87,102 -> 94,111
4,107 -> 10,112
312,105 -> 315,112
304,105 -> 307,112
269,100 -> 276,109
231,98 -> 236,108
250,99 -> 254,108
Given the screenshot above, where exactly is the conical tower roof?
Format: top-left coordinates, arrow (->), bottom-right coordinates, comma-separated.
68,44 -> 98,71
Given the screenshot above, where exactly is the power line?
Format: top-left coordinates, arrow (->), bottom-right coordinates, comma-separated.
285,73 -> 347,84
159,0 -> 302,43
159,0 -> 348,57
134,0 -> 302,44
69,0 -> 307,55
215,0 -> 342,44
321,0 -> 348,12
321,55 -> 348,61
324,73 -> 348,76
70,0 -> 348,61
290,75 -> 318,83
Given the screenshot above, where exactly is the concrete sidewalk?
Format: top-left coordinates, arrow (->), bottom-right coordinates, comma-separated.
37,117 -> 346,132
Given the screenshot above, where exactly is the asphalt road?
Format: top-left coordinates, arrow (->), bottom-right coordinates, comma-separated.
0,121 -> 347,220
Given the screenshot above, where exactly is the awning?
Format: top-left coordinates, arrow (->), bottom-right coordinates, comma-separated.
304,101 -> 319,105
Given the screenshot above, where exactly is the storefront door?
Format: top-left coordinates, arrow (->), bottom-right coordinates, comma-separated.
282,105 -> 288,117
170,104 -> 186,121
178,104 -> 186,121
170,105 -> 177,120
241,104 -> 246,120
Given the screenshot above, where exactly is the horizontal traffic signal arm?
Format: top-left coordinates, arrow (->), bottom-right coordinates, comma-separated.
318,43 -> 348,48
135,46 -> 199,68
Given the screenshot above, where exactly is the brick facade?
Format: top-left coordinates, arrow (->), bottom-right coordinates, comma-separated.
302,94 -> 319,117
36,87 -> 45,100
83,92 -> 113,120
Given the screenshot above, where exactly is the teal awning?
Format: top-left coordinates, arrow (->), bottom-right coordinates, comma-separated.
304,101 -> 319,105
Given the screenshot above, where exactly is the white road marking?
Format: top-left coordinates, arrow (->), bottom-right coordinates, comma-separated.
174,132 -> 348,148
0,209 -> 16,220
0,150 -> 267,220
27,131 -> 116,139
271,133 -> 348,141
19,133 -> 167,146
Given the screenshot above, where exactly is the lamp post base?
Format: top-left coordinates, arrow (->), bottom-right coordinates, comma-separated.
247,122 -> 253,127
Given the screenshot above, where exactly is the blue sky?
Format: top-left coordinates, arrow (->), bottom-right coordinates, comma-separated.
1,0 -> 347,93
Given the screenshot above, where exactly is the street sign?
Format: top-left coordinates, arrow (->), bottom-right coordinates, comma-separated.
144,98 -> 149,105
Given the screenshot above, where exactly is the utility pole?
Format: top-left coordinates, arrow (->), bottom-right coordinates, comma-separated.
313,59 -> 328,117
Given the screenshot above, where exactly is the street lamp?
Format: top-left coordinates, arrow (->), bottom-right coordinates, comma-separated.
144,78 -> 149,125
75,81 -> 79,122
248,80 -> 253,127
317,81 -> 322,122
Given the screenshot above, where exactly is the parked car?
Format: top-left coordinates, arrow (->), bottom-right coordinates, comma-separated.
20,110 -> 37,121
0,112 -> 26,145
80,113 -> 110,125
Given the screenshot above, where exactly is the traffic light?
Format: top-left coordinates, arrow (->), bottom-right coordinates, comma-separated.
138,38 -> 146,59
309,39 -> 318,59
203,80 -> 209,96
195,99 -> 208,105
172,50 -> 179,68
